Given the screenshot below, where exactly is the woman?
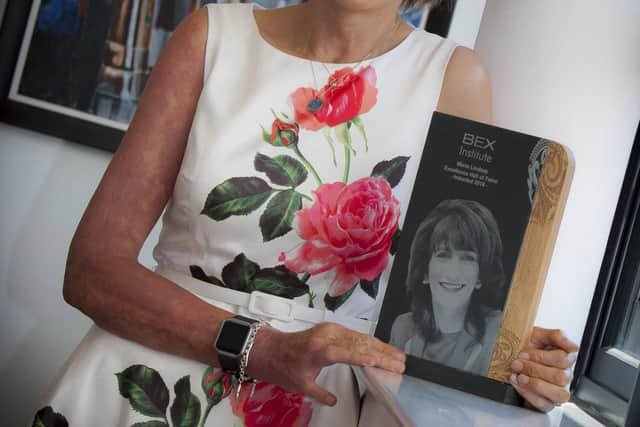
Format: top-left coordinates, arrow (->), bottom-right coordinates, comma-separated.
390,199 -> 506,375
32,0 -> 578,425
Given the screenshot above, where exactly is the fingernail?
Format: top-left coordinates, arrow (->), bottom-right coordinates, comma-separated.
566,368 -> 574,382
518,352 -> 530,360
394,351 -> 406,361
518,374 -> 529,385
393,361 -> 405,373
567,352 -> 578,363
511,360 -> 523,372
510,373 -> 518,385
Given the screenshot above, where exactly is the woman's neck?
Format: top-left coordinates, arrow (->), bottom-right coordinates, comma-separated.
432,301 -> 469,334
254,1 -> 412,64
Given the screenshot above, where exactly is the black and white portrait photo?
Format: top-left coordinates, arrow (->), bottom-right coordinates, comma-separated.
388,199 -> 506,375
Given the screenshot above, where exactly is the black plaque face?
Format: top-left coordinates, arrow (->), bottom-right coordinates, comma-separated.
375,112 -> 547,399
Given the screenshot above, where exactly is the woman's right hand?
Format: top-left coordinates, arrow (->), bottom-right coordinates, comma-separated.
247,322 -> 406,406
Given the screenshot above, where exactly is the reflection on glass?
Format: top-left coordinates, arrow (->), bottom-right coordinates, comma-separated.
619,295 -> 640,360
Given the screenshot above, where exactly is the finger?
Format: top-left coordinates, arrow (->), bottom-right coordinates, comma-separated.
530,328 -> 580,353
335,331 -> 405,362
302,380 -> 337,406
323,344 -> 375,366
519,348 -> 577,369
323,344 -> 405,374
511,358 -> 572,388
510,374 -> 557,412
511,373 -> 571,408
369,336 -> 407,361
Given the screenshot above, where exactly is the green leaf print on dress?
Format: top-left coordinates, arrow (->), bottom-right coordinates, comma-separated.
31,406 -> 68,427
131,421 -> 169,427
170,376 -> 201,427
202,177 -> 274,221
259,189 -> 303,241
254,153 -> 307,187
116,365 -> 170,419
191,253 -> 309,299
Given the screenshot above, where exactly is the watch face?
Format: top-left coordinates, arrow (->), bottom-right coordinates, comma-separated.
217,320 -> 250,355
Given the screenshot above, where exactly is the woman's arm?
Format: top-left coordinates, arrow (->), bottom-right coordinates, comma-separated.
63,7 -> 221,366
436,48 -> 578,411
436,46 -> 493,124
63,8 -> 404,406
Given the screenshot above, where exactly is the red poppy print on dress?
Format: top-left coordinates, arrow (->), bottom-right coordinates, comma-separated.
290,65 -> 377,130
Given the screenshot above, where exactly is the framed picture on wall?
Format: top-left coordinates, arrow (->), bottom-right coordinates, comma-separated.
0,0 -> 459,153
0,0 -> 201,151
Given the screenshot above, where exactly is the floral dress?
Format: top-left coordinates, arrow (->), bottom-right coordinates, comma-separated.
31,4 -> 457,427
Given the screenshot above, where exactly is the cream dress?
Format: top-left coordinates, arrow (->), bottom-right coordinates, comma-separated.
31,4 -> 457,426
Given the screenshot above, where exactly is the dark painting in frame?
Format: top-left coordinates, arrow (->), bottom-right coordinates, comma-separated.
0,0 -> 456,153
0,0 -> 202,152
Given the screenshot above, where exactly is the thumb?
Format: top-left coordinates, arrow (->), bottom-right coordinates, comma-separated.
303,380 -> 337,407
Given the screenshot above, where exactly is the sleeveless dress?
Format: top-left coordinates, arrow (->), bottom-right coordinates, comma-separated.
30,4 -> 457,427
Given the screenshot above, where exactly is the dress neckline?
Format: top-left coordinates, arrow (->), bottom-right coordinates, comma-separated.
247,3 -> 420,68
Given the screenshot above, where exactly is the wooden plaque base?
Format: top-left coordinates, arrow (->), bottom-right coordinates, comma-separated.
487,141 -> 575,383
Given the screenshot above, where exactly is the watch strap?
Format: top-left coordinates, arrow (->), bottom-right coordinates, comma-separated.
218,351 -> 239,373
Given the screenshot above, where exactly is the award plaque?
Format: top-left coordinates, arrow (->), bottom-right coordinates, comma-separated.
374,112 -> 574,405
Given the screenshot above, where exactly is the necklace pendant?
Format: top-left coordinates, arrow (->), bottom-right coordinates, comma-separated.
329,80 -> 337,88
308,97 -> 323,112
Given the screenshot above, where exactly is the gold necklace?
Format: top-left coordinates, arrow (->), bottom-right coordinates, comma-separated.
308,15 -> 401,90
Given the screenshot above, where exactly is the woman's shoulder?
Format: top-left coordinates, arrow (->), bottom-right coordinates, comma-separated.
173,6 -> 210,42
392,312 -> 415,329
436,42 -> 492,123
389,312 -> 417,348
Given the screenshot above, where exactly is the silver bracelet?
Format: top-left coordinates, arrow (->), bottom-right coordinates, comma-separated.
235,320 -> 267,399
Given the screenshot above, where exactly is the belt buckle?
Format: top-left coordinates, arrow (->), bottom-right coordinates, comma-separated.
248,291 -> 295,322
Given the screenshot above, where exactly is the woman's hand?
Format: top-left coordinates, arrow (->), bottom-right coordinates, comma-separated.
247,322 -> 406,406
509,327 -> 580,412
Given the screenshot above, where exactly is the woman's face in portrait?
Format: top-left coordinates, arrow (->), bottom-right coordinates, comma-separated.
427,242 -> 481,310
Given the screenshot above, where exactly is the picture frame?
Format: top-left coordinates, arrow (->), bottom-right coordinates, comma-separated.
0,1 -> 456,153
0,0 -> 202,152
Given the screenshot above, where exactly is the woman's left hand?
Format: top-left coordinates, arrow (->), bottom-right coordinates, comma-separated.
509,327 -> 580,412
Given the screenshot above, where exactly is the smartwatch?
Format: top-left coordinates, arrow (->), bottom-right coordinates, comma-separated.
214,315 -> 260,374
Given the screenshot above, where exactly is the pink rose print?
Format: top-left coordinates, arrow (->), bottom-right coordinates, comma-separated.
231,381 -> 312,427
290,65 -> 378,130
280,176 -> 400,297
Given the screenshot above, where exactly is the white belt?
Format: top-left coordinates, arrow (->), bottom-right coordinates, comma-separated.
156,267 -> 374,334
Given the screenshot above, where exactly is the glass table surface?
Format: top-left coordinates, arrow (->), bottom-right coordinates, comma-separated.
354,366 -> 603,427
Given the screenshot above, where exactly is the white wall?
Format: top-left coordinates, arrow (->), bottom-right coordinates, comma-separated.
1,0 -> 639,424
0,124 -> 160,426
475,0 -> 640,344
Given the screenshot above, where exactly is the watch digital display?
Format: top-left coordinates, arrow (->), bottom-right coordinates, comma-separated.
216,320 -> 250,355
